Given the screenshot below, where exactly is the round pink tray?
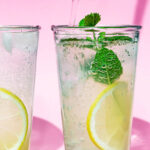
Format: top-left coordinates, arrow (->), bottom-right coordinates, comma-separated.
30,117 -> 150,150
131,118 -> 150,150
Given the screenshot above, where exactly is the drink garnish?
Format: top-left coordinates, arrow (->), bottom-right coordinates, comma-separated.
78,13 -> 123,84
91,48 -> 122,84
60,13 -> 125,84
79,13 -> 101,27
0,88 -> 28,149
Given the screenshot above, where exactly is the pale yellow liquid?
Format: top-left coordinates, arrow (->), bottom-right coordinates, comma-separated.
56,39 -> 137,150
0,32 -> 38,150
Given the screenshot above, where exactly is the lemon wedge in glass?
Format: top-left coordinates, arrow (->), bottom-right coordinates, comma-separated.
0,88 -> 28,150
87,82 -> 132,150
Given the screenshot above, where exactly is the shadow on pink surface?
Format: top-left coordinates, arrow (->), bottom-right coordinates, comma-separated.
131,118 -> 150,150
30,117 -> 64,150
30,117 -> 150,150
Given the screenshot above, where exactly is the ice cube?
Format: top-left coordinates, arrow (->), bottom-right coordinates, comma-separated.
2,32 -> 12,53
13,32 -> 38,53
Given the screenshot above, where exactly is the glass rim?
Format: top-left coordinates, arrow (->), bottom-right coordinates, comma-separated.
52,25 -> 142,32
0,25 -> 41,32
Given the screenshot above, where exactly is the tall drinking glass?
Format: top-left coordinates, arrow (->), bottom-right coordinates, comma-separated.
52,25 -> 141,150
0,26 -> 40,150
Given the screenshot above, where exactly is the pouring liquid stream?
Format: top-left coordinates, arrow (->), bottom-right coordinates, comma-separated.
69,0 -> 80,26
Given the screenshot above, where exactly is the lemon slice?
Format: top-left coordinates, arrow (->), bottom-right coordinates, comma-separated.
87,82 -> 132,150
0,88 -> 28,150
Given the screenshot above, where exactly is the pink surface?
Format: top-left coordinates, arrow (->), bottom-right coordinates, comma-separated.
131,118 -> 150,150
0,0 -> 150,147
30,117 -> 150,150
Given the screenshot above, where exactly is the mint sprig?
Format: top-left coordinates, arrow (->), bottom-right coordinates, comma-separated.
78,13 -> 123,84
91,48 -> 123,84
103,36 -> 132,42
79,13 -> 101,27
59,13 -> 124,85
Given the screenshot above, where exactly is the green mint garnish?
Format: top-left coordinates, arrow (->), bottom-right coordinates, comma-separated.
59,12 -> 125,85
60,38 -> 87,42
78,13 -> 123,84
79,13 -> 101,27
98,32 -> 106,41
103,36 -> 132,42
91,48 -> 123,84
97,32 -> 106,47
60,38 -> 95,49
86,37 -> 93,41
78,19 -> 85,27
60,35 -> 132,46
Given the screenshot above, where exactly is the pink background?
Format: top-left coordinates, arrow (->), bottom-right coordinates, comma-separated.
0,0 -> 150,149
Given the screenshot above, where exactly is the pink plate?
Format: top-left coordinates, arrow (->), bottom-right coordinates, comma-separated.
30,117 -> 150,150
131,118 -> 150,150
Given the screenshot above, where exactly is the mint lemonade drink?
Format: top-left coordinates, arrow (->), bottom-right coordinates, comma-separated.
0,26 -> 40,150
52,14 -> 141,150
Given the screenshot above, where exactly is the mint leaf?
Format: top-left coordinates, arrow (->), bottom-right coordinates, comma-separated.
60,38 -> 96,49
98,32 -> 106,39
79,13 -> 101,27
60,38 -> 87,42
103,36 -> 132,42
79,19 -> 85,26
97,35 -> 132,47
91,48 -> 123,84
97,32 -> 106,47
86,37 -> 93,41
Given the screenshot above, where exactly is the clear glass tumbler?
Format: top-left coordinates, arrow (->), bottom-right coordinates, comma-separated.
0,25 -> 40,150
52,25 -> 141,150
